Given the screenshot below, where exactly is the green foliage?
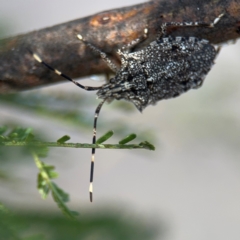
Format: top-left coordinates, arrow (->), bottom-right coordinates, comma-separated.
0,126 -> 155,218
96,130 -> 114,144
139,141 -> 155,151
33,152 -> 78,220
0,202 -> 21,240
0,126 -> 48,159
0,126 -> 33,142
56,135 -> 70,143
119,133 -> 137,144
0,203 -> 160,240
0,126 -> 155,150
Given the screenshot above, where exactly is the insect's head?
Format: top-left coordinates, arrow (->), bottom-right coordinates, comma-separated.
96,74 -> 149,112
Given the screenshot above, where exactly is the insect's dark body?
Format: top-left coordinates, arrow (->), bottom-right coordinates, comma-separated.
97,36 -> 216,112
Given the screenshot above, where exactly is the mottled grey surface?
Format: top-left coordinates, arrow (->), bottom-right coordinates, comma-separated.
97,36 -> 217,111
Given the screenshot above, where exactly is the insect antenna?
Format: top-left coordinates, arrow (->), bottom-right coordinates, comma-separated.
32,50 -> 108,202
32,52 -> 102,91
90,99 -> 106,202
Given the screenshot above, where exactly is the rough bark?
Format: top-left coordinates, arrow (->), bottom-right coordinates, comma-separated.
0,0 -> 239,93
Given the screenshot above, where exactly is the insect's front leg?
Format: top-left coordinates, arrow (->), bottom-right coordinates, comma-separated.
77,34 -> 119,73
119,27 -> 148,54
160,13 -> 224,38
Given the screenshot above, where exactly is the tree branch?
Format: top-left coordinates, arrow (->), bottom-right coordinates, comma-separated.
0,0 -> 239,93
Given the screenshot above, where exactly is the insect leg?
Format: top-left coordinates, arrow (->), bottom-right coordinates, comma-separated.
77,34 -> 119,73
117,27 -> 148,66
120,27 -> 148,53
160,13 -> 224,37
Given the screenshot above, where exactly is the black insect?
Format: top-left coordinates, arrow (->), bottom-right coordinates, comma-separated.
33,13 -> 224,202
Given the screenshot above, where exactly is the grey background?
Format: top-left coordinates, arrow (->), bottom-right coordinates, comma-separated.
1,1 -> 240,240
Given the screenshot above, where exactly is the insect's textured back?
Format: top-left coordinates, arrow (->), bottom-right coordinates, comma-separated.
97,36 -> 217,111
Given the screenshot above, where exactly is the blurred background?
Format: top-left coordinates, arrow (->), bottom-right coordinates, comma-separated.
0,0 -> 240,239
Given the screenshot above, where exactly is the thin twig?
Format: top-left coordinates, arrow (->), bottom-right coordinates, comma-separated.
1,141 -> 155,150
